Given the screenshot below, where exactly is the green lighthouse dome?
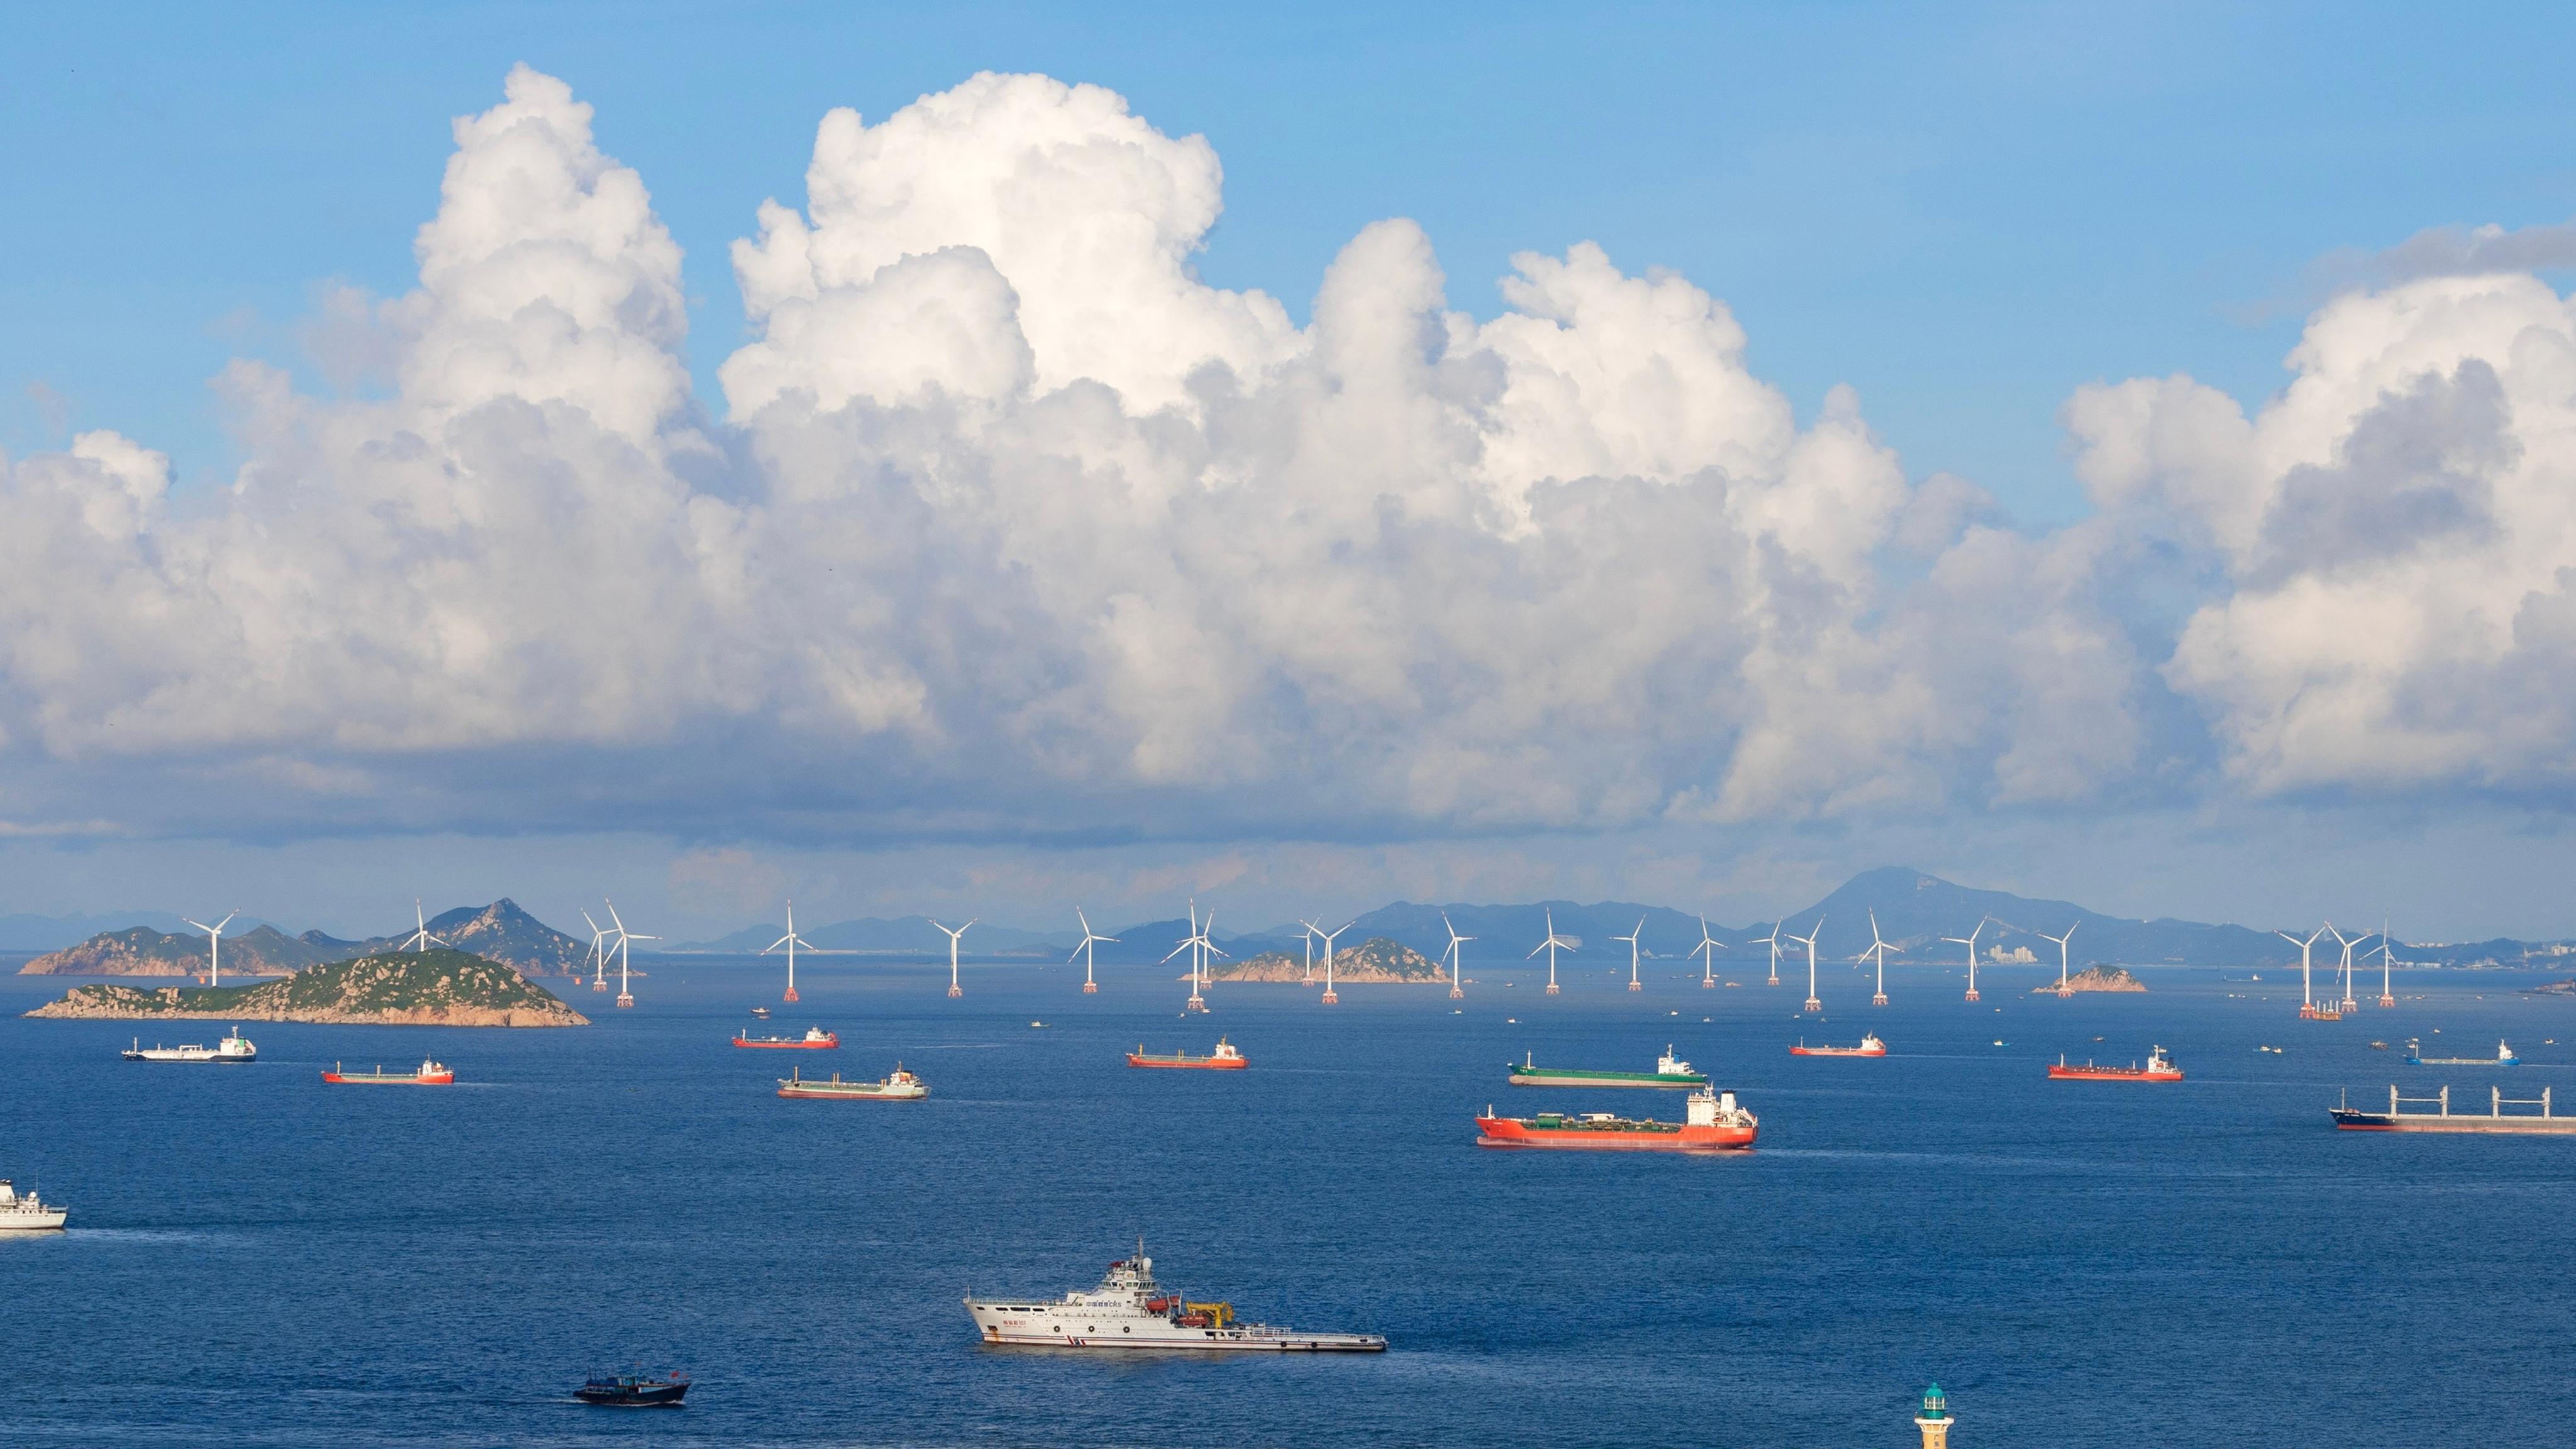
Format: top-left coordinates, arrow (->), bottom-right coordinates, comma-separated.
1920,1384 -> 1950,1419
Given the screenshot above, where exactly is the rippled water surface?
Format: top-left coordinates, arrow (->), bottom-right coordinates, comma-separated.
6,953 -> 2574,1446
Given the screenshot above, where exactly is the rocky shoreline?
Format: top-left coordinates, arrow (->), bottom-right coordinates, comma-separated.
2031,965 -> 2148,994
22,949 -> 589,1026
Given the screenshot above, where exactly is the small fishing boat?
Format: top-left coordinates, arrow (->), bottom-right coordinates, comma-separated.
322,1058 -> 455,1085
1127,1038 -> 1248,1070
574,1371 -> 689,1406
733,1025 -> 838,1050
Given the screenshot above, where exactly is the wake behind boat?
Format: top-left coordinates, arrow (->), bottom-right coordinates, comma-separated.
122,1026 -> 256,1063
1128,1038 -> 1247,1070
323,1058 -> 454,1085
735,1026 -> 838,1050
1790,1034 -> 1887,1057
965,1246 -> 1384,1352
1507,1046 -> 1707,1088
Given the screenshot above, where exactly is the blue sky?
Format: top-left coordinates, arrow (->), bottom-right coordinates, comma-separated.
16,2 -> 2574,521
8,3 -> 2576,941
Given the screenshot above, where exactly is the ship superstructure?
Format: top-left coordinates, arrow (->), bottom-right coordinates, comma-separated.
965,1248 -> 1384,1352
0,1180 -> 66,1231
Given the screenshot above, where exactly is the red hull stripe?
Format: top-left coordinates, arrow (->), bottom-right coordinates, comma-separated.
1474,1119 -> 1755,1150
1126,1057 -> 1249,1069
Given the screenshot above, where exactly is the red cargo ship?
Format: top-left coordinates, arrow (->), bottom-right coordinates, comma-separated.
733,1026 -> 838,1049
1790,1033 -> 1887,1057
2048,1045 -> 2183,1082
1475,1087 -> 1757,1151
323,1058 -> 455,1085
1128,1038 -> 1248,1070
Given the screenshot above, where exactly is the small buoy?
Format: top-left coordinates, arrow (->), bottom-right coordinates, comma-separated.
1506,1017 -> 1518,1024
1030,1021 -> 1045,1028
1992,1040 -> 2006,1046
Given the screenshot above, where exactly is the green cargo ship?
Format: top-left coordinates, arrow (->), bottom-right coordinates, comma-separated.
1507,1047 -> 1708,1089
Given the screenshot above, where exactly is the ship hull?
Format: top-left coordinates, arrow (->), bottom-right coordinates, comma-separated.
1474,1117 -> 1755,1151
1126,1055 -> 1247,1070
733,1036 -> 838,1050
0,1215 -> 67,1231
2330,1108 -> 2576,1133
321,1072 -> 454,1085
2048,1065 -> 2184,1082
122,1050 -> 256,1063
1789,1046 -> 1885,1057
1506,1069 -> 1706,1089
777,1080 -> 927,1100
575,1382 -> 689,1406
974,1328 -> 1384,1352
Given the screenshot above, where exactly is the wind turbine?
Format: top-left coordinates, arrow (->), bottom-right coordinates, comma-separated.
1299,921 -> 1318,985
1755,923 -> 1782,986
1788,917 -> 1824,1012
1863,909 -> 1892,1007
1527,909 -> 1575,996
605,900 -> 653,1009
2326,923 -> 2362,1013
1614,918 -> 1646,993
1442,912 -> 1472,1001
933,918 -> 974,999
1071,908 -> 1117,994
183,911 -> 238,989
580,909 -> 611,992
2277,924 -> 2326,1018
2374,918 -> 2399,1008
1692,915 -> 1724,989
2040,923 -> 2079,997
1942,917 -> 1988,1002
1304,918 -> 1353,1005
1195,911 -> 1229,1009
401,899 -> 448,954
763,902 -> 814,1003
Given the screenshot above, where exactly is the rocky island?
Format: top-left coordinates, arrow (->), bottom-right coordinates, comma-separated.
19,899 -> 591,979
23,948 -> 589,1026
1209,936 -> 1450,984
2031,965 -> 2147,994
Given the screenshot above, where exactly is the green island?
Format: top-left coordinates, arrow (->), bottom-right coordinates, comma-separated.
22,948 -> 589,1027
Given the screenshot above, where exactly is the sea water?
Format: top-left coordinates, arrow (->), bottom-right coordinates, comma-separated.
4,953 -> 2573,1446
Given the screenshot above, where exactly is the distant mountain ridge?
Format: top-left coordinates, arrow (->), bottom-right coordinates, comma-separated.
19,900 -> 590,979
674,915 -> 1065,954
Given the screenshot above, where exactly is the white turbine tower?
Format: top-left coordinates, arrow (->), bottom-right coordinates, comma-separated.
2375,918 -> 2399,1008
183,911 -> 238,989
1864,909 -> 1892,1007
2327,923 -> 2362,1013
1299,923 -> 1319,986
1788,917 -> 1824,1013
1442,912 -> 1472,1001
581,909 -> 611,993
1304,918 -> 1353,1005
1942,917 -> 1988,1002
605,900 -> 653,1009
1693,916 -> 1724,990
1614,918 -> 1646,993
1072,908 -> 1117,995
933,918 -> 974,999
2040,923 -> 2079,997
401,899 -> 448,954
1528,909 -> 1575,996
1196,911 -> 1229,1009
763,902 -> 814,1003
2277,924 -> 2327,1018
1755,923 -> 1782,987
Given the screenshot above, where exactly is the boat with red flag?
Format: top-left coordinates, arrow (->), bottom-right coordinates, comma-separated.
2048,1045 -> 2184,1082
1127,1038 -> 1247,1070
1790,1033 -> 1887,1057
734,1026 -> 838,1049
323,1058 -> 455,1085
1475,1086 -> 1757,1151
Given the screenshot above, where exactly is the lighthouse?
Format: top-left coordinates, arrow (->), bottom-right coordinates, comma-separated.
1914,1384 -> 1954,1448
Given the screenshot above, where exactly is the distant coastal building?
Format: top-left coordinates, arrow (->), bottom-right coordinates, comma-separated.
1914,1384 -> 1953,1448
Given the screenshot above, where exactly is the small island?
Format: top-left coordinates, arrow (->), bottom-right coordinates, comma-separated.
1209,936 -> 1450,984
22,948 -> 589,1026
2031,965 -> 2147,994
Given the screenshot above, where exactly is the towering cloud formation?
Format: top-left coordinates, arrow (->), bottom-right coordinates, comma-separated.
0,67 -> 2567,847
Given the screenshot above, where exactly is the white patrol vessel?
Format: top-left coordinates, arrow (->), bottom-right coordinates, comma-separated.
0,1180 -> 66,1231
965,1246 -> 1384,1352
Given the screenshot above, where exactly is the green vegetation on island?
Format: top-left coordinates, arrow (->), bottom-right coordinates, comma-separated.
19,898 -> 591,979
1209,936 -> 1449,984
23,948 -> 590,1026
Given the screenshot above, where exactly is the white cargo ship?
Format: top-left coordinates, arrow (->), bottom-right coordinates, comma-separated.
965,1248 -> 1384,1352
121,1026 -> 257,1063
0,1180 -> 66,1231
